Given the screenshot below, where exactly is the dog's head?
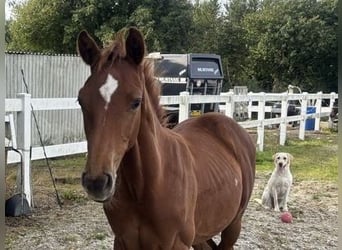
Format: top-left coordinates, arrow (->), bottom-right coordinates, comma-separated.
273,152 -> 293,170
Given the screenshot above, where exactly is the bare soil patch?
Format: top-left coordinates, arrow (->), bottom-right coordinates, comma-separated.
5,173 -> 337,249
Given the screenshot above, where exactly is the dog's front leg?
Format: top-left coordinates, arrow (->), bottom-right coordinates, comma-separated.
272,188 -> 280,212
281,188 -> 291,211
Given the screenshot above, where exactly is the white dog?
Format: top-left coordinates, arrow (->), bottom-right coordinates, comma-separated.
261,152 -> 293,212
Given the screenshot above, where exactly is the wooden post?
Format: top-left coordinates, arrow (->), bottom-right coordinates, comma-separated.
16,93 -> 32,206
179,92 -> 189,123
328,92 -> 336,128
299,92 -> 308,140
248,92 -> 253,119
257,93 -> 265,151
314,91 -> 322,131
221,91 -> 234,118
279,93 -> 288,145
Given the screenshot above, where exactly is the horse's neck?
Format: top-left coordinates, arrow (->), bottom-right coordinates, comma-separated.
119,94 -> 165,201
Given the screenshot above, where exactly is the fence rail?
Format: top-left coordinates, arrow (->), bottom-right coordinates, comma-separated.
5,91 -> 338,206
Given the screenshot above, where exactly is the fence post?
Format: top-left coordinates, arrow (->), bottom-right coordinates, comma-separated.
221,91 -> 234,118
257,93 -> 265,151
16,93 -> 32,206
279,93 -> 288,145
330,92 -> 337,106
248,92 -> 253,119
314,91 -> 322,131
328,92 -> 336,128
299,92 -> 308,140
179,91 -> 189,123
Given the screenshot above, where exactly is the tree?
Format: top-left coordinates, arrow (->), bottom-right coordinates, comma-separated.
8,0 -> 70,52
7,0 -> 193,54
243,0 -> 337,92
64,0 -> 143,49
7,0 -> 144,53
218,0 -> 260,89
190,0 -> 223,53
145,0 -> 193,53
129,6 -> 159,51
6,0 -> 337,93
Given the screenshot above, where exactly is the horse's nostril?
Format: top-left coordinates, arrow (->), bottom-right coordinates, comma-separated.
105,173 -> 113,189
82,173 -> 113,195
93,176 -> 105,191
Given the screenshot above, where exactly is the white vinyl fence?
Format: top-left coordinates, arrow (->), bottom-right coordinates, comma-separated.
5,91 -> 338,206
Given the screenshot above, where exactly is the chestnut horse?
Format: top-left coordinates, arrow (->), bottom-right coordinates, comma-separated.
77,27 -> 255,250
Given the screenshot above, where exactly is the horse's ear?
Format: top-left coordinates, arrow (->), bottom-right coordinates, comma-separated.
125,27 -> 145,65
77,30 -> 100,66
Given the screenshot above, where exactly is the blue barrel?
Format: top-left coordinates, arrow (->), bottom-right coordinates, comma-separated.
305,106 -> 316,130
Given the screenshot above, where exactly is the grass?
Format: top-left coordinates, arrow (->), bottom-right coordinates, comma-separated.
5,154 -> 87,204
93,232 -> 108,241
61,189 -> 87,202
5,129 -> 337,206
256,129 -> 337,182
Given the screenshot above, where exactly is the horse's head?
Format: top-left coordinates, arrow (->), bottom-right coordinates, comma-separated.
77,27 -> 146,202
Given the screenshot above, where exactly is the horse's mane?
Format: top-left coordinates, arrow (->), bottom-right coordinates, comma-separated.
142,59 -> 168,127
97,30 -> 168,127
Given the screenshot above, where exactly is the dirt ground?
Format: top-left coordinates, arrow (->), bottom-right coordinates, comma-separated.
5,173 -> 337,250
5,128 -> 338,249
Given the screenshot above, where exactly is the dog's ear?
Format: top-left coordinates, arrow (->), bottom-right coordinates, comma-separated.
287,153 -> 294,162
272,153 -> 277,160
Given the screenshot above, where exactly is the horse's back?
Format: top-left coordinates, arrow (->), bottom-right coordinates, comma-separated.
174,112 -> 255,169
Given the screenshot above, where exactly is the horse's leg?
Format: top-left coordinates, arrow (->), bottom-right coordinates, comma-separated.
172,241 -> 193,250
114,237 -> 140,250
218,218 -> 242,250
192,239 -> 218,250
207,239 -> 218,249
113,237 -> 125,250
192,244 -> 210,250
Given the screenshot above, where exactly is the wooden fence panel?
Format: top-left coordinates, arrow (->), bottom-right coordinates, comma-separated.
4,91 -> 338,207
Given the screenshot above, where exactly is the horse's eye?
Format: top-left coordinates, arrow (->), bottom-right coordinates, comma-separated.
131,98 -> 142,110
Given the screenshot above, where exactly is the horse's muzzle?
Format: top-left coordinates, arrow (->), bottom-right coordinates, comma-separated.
81,172 -> 114,202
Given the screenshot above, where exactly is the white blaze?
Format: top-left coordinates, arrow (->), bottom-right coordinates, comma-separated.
99,74 -> 118,109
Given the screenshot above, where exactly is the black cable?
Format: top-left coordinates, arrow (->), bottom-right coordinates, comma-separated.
21,69 -> 62,208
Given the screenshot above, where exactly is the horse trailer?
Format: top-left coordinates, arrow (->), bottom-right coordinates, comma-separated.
146,53 -> 224,125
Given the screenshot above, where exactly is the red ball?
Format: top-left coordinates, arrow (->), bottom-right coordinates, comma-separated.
280,212 -> 293,223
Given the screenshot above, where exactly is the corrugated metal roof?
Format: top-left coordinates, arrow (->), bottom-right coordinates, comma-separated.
5,51 -> 79,57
